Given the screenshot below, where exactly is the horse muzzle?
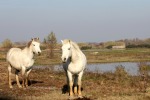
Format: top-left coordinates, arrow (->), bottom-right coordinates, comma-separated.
38,52 -> 41,56
62,57 -> 67,63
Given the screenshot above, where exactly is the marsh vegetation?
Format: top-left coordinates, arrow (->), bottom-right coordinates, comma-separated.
0,61 -> 150,100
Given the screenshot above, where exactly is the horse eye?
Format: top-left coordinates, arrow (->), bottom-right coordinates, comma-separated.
33,44 -> 35,46
68,48 -> 70,50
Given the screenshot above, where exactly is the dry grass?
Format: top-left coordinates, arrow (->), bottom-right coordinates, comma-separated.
85,48 -> 150,63
1,48 -> 150,100
83,70 -> 149,99
1,62 -> 150,100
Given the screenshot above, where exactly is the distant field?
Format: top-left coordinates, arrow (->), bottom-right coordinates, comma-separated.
84,48 -> 150,63
33,48 -> 150,65
1,48 -> 150,65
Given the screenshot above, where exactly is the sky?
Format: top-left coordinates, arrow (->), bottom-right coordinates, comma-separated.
0,0 -> 150,43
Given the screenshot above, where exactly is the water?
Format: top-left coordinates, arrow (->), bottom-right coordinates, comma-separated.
33,62 -> 150,76
86,62 -> 139,75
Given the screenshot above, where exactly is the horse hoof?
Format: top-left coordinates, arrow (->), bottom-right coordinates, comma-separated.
25,85 -> 28,87
22,86 -> 26,89
23,87 -> 27,90
78,95 -> 83,98
18,85 -> 22,88
9,86 -> 13,89
74,93 -> 78,96
68,96 -> 74,100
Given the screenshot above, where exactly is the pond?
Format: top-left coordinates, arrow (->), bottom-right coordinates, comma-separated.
33,62 -> 150,76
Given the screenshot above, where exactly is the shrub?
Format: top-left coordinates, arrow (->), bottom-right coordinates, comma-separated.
126,44 -> 150,48
81,46 -> 92,50
138,62 -> 150,75
2,39 -> 13,48
114,65 -> 129,79
106,45 -> 113,49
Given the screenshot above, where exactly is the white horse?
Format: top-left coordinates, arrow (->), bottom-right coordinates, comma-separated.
61,39 -> 87,98
6,38 -> 41,88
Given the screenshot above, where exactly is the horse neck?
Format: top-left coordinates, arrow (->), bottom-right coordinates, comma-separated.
71,47 -> 82,63
22,46 -> 34,59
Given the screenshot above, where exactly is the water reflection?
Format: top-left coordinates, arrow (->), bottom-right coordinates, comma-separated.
33,62 -> 150,76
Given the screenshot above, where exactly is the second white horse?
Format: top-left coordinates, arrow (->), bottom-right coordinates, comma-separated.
6,38 -> 41,88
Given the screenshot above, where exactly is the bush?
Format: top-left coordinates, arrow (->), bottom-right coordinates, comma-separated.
2,39 -> 13,48
114,65 -> 129,79
106,45 -> 113,49
81,46 -> 92,50
126,44 -> 150,48
138,62 -> 150,75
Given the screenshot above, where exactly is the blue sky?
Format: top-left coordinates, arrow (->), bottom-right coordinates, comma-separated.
0,0 -> 150,43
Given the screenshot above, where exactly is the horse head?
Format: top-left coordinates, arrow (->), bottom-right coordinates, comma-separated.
29,38 -> 41,55
61,39 -> 72,63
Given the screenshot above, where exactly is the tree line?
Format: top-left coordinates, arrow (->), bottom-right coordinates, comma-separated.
1,34 -> 150,55
124,38 -> 150,48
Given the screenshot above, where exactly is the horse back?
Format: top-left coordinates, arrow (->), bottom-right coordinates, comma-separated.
7,48 -> 32,69
7,48 -> 21,58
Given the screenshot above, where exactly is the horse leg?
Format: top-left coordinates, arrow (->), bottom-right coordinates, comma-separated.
67,71 -> 73,97
25,69 -> 32,87
8,64 -> 13,88
15,70 -> 22,88
74,75 -> 78,96
77,71 -> 83,98
21,66 -> 26,88
65,71 -> 69,92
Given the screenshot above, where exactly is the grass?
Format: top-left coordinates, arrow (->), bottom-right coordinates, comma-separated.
0,48 -> 150,99
1,48 -> 150,65
84,48 -> 150,63
1,62 -> 150,100
0,62 -> 150,100
34,48 -> 150,65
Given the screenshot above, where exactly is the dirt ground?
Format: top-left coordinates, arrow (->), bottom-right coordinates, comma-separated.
1,61 -> 150,100
0,62 -> 92,100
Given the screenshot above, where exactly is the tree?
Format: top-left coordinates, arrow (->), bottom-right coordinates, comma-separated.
43,38 -> 47,44
46,32 -> 57,58
2,39 -> 13,48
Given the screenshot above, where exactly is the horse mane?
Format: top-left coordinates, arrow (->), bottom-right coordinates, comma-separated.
63,39 -> 80,51
27,41 -> 32,48
27,38 -> 40,48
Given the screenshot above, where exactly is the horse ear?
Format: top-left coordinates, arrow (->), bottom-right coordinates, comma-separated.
61,40 -> 63,44
31,38 -> 33,41
69,40 -> 71,44
37,37 -> 39,40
